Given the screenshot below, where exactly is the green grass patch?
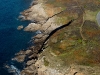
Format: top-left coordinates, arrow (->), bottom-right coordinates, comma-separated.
44,58 -> 49,66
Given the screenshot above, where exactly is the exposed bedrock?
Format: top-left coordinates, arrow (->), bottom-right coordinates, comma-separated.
21,3 -> 48,24
14,0 -> 100,75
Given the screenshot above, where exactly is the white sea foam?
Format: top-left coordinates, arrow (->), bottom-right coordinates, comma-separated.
8,65 -> 21,75
36,30 -> 42,34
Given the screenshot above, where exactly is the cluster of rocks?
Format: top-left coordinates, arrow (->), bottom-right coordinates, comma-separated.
14,0 -> 63,74
13,0 -> 100,75
12,36 -> 48,75
14,0 -> 78,75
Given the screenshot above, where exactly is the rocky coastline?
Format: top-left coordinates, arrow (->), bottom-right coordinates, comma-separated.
14,0 -> 68,74
12,0 -> 100,75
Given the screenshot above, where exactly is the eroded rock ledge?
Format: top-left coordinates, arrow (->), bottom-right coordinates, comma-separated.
14,0 -> 100,75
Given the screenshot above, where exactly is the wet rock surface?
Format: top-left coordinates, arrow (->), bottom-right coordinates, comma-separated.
14,0 -> 100,75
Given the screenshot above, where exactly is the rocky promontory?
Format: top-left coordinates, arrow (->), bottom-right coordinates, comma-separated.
13,0 -> 100,75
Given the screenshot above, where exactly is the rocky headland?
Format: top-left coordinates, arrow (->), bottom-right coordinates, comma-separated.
14,0 -> 100,75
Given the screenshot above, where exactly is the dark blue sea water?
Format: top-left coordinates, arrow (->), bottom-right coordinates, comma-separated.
0,0 -> 34,75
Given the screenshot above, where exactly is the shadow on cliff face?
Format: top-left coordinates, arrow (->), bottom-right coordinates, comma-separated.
38,19 -> 74,53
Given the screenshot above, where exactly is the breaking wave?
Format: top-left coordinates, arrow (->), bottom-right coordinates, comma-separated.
8,65 -> 21,75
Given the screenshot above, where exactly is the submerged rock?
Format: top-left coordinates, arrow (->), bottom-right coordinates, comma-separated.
17,25 -> 23,30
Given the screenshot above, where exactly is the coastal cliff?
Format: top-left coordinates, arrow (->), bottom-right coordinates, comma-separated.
14,0 -> 100,75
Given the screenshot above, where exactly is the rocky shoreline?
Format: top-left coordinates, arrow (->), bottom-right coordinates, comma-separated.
10,0 -> 100,75
14,0 -> 69,75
